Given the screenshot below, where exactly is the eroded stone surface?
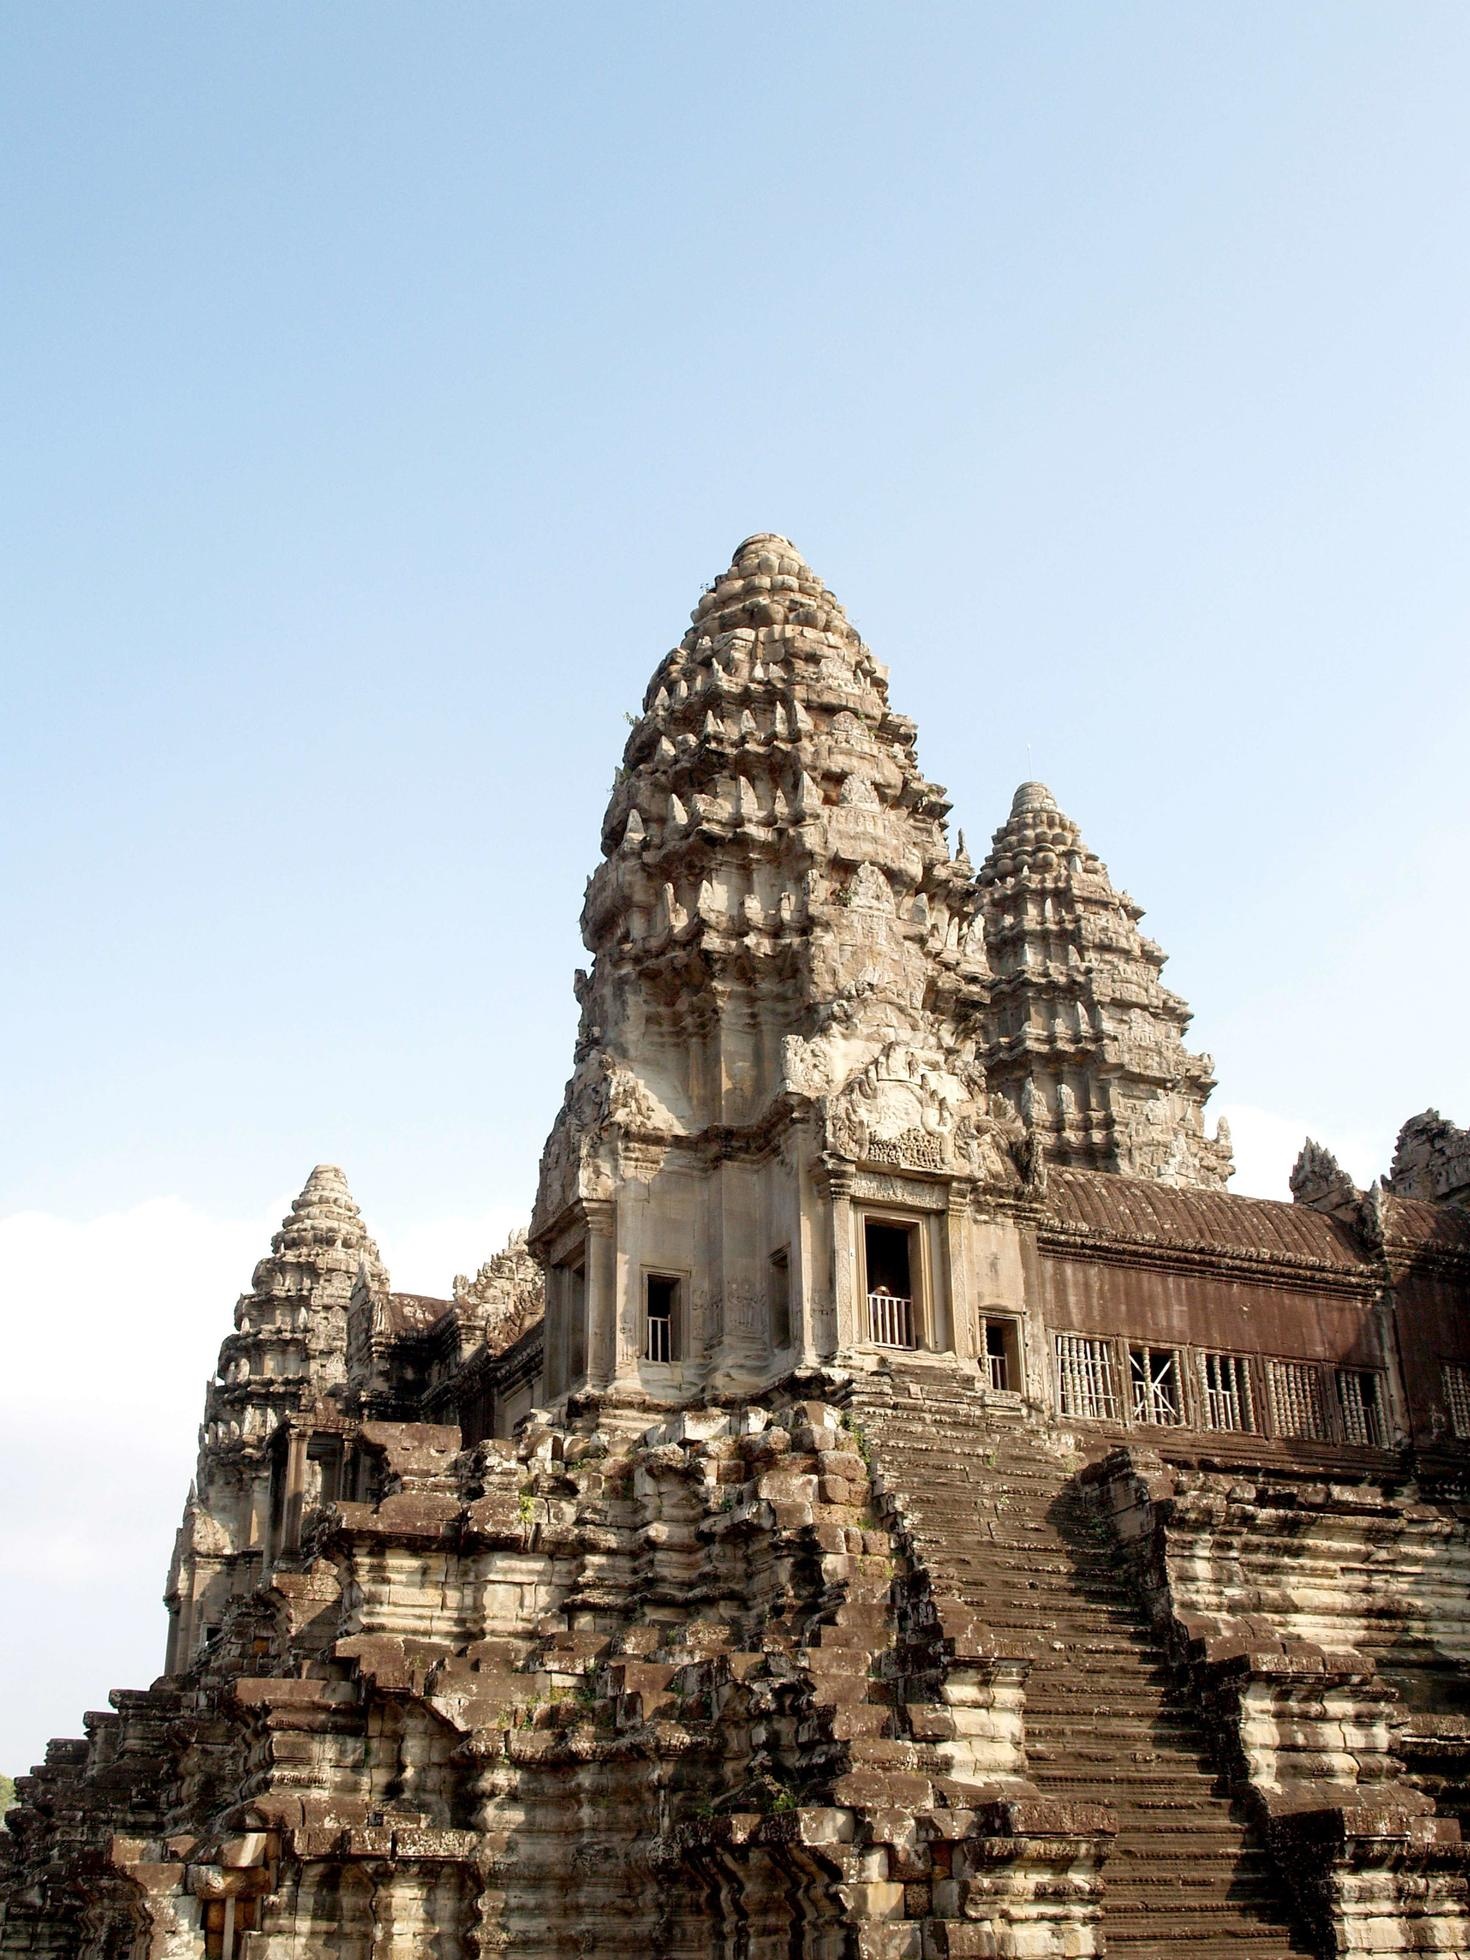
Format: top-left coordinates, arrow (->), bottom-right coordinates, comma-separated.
7,538 -> 1470,1957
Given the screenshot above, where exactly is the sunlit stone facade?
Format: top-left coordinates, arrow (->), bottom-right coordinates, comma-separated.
6,539 -> 1470,1959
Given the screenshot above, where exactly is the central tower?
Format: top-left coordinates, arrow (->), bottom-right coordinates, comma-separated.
530,534 -> 1030,1405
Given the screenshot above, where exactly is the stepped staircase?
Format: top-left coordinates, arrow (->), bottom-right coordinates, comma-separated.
852,1370 -> 1314,1959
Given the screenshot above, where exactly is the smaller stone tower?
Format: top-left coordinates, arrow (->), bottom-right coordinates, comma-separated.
163,1165 -> 383,1668
976,781 -> 1231,1187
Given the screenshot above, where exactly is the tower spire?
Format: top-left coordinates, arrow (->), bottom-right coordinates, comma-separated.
163,1164 -> 383,1670
975,784 -> 1231,1188
547,530 -> 985,1161
532,534 -> 1008,1398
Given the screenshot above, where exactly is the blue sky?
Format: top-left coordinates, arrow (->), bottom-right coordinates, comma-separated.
3,2 -> 1469,1774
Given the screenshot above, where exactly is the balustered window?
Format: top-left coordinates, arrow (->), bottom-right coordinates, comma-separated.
1444,1362 -> 1470,1440
1267,1359 -> 1330,1440
863,1218 -> 919,1349
1129,1345 -> 1184,1426
1055,1333 -> 1120,1421
1336,1369 -> 1385,1447
1199,1350 -> 1256,1433
980,1315 -> 1021,1394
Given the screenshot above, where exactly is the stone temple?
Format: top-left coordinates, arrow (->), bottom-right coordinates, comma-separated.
6,535 -> 1470,1960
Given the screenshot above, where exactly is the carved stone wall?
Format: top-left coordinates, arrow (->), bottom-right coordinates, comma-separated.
529,534 -> 1023,1406
10,537 -> 1470,1959
1,1395 -> 1111,1959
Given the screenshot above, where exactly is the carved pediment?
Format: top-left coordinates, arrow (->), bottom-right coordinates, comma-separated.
816,1039 -> 1027,1188
452,1229 -> 545,1357
1290,1137 -> 1361,1218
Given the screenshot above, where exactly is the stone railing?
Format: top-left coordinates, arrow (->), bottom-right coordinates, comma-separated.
868,1292 -> 915,1349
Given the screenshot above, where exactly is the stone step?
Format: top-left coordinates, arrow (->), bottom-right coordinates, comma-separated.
1026,1683 -> 1188,1707
1108,1853 -> 1280,1880
1041,1788 -> 1234,1817
1106,1949 -> 1305,1959
904,1548 -> 1133,1586
1113,1817 -> 1266,1837
1105,1944 -> 1306,1958
952,1619 -> 1166,1654
1029,1734 -> 1214,1763
1110,1817 -> 1250,1837
1027,1719 -> 1208,1747
928,1588 -> 1156,1624
1104,1915 -> 1306,1943
861,1403 -> 1304,1954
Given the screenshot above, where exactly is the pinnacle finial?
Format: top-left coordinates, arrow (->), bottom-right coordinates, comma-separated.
255,1161 -> 387,1296
685,535 -> 855,645
292,1164 -> 357,1218
732,532 -> 803,561
1010,781 -> 1058,817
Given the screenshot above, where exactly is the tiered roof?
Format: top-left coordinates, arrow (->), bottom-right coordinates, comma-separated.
977,780 -> 1231,1187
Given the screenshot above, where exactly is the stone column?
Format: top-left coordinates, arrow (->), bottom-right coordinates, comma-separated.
282,1429 -> 309,1555
717,1156 -> 765,1382
164,1602 -> 184,1676
791,1121 -> 826,1366
584,1199 -> 618,1388
945,1182 -> 976,1361
826,1163 -> 860,1353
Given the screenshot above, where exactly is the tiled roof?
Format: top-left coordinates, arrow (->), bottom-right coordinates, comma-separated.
1382,1194 -> 1470,1251
1047,1168 -> 1363,1268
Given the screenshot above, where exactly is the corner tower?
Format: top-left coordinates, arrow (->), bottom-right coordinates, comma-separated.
163,1164 -> 383,1667
976,782 -> 1231,1187
531,535 -> 1034,1406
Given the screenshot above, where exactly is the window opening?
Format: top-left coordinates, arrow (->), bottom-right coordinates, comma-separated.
204,1895 -> 258,1960
1337,1369 -> 1385,1447
1267,1359 -> 1329,1440
565,1259 -> 587,1384
864,1220 -> 916,1349
769,1248 -> 791,1351
1130,1345 -> 1183,1426
1444,1362 -> 1470,1440
1200,1351 -> 1255,1433
981,1316 -> 1019,1394
306,1437 -> 342,1508
644,1273 -> 680,1364
1055,1333 -> 1120,1421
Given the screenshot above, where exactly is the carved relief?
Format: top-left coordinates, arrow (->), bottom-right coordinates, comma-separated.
815,1037 -> 994,1178
846,862 -> 894,912
452,1229 -> 545,1357
782,1031 -> 836,1098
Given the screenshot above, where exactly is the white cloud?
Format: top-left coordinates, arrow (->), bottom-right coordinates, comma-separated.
380,1205 -> 529,1296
